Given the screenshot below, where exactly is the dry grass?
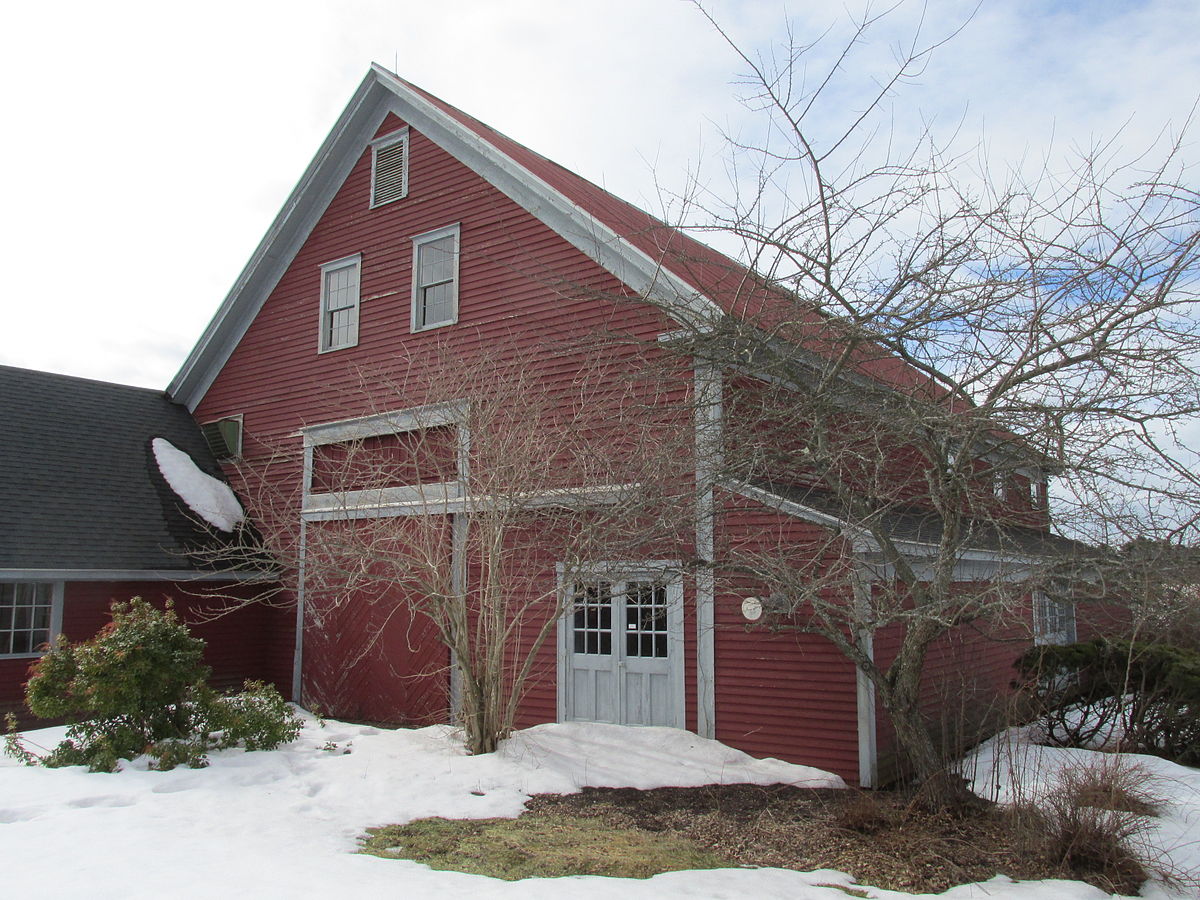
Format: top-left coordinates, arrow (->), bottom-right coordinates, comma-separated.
361,774 -> 1174,893
528,785 -> 1051,893
359,814 -> 728,880
1003,756 -> 1167,894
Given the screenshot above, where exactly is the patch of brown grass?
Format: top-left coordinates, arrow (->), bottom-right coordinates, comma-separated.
359,814 -> 728,880
526,782 -> 1160,894
527,785 -> 1054,894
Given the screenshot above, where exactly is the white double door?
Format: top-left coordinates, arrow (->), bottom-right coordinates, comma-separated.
558,573 -> 684,728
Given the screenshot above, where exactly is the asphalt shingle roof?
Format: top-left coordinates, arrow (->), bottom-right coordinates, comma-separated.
0,365 -> 234,573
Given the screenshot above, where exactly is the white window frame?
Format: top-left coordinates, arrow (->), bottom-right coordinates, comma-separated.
369,127 -> 409,208
411,224 -> 461,333
1033,590 -> 1077,645
1034,476 -> 1049,510
0,582 -> 64,659
299,401 -> 469,521
318,254 -> 362,353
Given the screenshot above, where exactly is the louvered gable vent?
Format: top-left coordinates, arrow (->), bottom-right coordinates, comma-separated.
371,129 -> 409,207
200,416 -> 243,461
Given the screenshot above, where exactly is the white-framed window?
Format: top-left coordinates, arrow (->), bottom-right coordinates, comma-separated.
0,582 -> 63,658
411,224 -> 460,332
319,254 -> 362,352
1034,591 -> 1077,645
370,127 -> 409,208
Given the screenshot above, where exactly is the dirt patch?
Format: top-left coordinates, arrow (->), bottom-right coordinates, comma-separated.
524,784 -> 1079,894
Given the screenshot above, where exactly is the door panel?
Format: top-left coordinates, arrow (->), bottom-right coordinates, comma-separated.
567,582 -> 618,723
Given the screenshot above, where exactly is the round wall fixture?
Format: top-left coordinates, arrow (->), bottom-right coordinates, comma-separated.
741,596 -> 763,621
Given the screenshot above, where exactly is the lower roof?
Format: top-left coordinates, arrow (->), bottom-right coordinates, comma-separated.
0,365 -> 242,574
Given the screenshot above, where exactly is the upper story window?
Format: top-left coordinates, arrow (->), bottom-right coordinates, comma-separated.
412,224 -> 460,332
1033,476 -> 1049,510
370,128 -> 409,207
1,583 -> 59,657
319,254 -> 362,352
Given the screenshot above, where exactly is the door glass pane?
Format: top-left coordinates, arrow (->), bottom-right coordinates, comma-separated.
625,581 -> 668,658
571,581 -> 612,656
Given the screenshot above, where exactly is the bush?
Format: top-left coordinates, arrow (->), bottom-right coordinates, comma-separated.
6,598 -> 300,772
25,597 -> 209,744
1007,757 -> 1163,894
202,681 -> 302,752
1016,638 -> 1200,765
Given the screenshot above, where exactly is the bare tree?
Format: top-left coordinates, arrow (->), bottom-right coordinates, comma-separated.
202,343 -> 689,755
639,4 -> 1200,792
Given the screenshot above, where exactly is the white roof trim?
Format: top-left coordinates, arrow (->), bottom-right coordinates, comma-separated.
169,67 -> 722,411
725,480 -> 1037,564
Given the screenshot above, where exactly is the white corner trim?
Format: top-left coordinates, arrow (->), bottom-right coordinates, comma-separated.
851,568 -> 878,788
293,519 -> 307,703
693,362 -> 721,739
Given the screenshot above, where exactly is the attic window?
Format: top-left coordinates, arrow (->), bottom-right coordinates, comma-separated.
370,128 -> 409,207
201,415 -> 244,461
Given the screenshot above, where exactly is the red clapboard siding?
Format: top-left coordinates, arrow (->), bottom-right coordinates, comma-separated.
714,494 -> 862,784
872,599 -> 1030,784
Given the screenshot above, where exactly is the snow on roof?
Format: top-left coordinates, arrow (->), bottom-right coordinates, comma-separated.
151,437 -> 244,532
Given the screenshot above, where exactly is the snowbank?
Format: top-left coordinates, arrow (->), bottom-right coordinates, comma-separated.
2,715 -> 1195,899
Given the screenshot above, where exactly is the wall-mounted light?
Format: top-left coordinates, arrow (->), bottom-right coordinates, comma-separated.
741,596 -> 764,621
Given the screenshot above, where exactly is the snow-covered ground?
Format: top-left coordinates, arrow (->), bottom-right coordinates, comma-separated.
1,714 -> 1196,899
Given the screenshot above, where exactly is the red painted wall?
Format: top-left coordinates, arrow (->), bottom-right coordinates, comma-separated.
194,111 -> 683,729
871,599 -> 1031,784
714,493 -> 863,784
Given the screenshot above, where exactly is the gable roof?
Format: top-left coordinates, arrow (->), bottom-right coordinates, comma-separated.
167,66 -> 744,411
0,365 -> 246,578
167,67 -> 950,411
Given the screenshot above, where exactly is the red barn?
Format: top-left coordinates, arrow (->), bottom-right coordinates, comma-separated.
8,68 -> 1083,785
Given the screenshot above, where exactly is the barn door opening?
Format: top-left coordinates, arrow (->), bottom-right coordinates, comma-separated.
558,571 -> 684,728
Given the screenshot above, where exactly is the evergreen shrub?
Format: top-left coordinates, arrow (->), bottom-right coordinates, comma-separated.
5,597 -> 301,772
1016,638 -> 1200,765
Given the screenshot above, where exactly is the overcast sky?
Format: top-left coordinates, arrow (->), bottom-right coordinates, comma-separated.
2,0 -> 1197,390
